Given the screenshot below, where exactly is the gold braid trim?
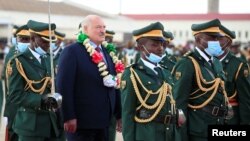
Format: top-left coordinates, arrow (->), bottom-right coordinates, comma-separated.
228,62 -> 243,100
129,67 -> 176,123
15,58 -> 51,94
187,56 -> 229,109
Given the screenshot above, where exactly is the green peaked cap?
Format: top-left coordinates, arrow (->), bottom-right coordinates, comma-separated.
55,30 -> 66,40
27,20 -> 57,42
16,24 -> 30,36
219,25 -> 236,40
132,22 -> 164,41
163,31 -> 174,41
191,19 -> 222,35
105,30 -> 115,37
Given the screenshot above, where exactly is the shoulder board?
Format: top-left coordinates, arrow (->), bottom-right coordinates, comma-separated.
183,51 -> 192,57
8,52 -> 23,62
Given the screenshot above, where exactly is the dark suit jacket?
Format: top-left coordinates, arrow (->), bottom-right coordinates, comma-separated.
56,42 -> 121,129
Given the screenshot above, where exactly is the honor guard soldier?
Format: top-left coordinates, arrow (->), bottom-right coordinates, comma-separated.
53,30 -> 65,75
160,31 -> 176,72
104,29 -> 122,141
6,20 -> 63,141
121,22 -> 184,141
2,24 -> 30,141
105,30 -> 115,43
172,19 -> 232,141
218,24 -> 250,125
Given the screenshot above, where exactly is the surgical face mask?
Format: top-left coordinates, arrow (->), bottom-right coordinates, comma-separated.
142,45 -> 163,63
51,43 -> 58,51
34,41 -> 47,56
204,41 -> 224,57
11,37 -> 17,46
17,42 -> 29,53
165,48 -> 174,55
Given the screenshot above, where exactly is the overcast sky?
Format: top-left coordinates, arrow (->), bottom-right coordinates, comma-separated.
68,0 -> 250,14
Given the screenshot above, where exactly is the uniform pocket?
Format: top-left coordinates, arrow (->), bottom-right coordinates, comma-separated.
14,110 -> 36,131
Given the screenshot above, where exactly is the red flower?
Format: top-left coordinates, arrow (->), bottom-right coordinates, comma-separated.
92,51 -> 103,64
115,61 -> 125,73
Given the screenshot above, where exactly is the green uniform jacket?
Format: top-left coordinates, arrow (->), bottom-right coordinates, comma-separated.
221,52 -> 250,125
160,52 -> 177,73
121,59 -> 180,141
172,49 -> 226,139
53,48 -> 63,77
7,49 -> 60,138
2,46 -> 20,130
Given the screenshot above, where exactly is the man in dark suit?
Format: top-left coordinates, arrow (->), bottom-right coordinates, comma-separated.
56,15 -> 122,141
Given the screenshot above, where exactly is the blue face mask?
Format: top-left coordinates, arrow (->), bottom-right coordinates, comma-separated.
143,45 -> 163,63
34,42 -> 47,56
204,41 -> 224,57
11,37 -> 17,46
17,42 -> 29,53
51,43 -> 58,51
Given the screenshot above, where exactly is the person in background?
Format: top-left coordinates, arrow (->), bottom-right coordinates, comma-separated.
53,30 -> 66,75
121,22 -> 183,141
218,24 -> 250,125
56,15 -> 122,141
160,31 -> 176,72
104,29 -> 122,141
172,19 -> 231,141
2,24 -> 30,141
105,30 -> 115,44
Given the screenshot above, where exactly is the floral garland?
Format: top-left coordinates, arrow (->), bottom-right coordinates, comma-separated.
77,32 -> 125,88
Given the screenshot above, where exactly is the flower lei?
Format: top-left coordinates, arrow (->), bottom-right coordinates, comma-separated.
77,32 -> 125,89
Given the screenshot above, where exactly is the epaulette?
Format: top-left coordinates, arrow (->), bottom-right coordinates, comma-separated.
183,51 -> 192,57
125,63 -> 136,69
8,52 -> 23,63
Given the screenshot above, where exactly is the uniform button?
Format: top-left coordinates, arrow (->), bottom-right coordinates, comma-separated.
148,81 -> 151,84
217,119 -> 220,122
193,109 -> 196,111
166,127 -> 169,130
23,108 -> 26,112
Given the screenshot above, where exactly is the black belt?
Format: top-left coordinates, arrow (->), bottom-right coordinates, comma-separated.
153,114 -> 176,124
137,109 -> 176,124
200,105 -> 227,117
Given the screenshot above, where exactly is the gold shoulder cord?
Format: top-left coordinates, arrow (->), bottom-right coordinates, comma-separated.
129,67 -> 176,123
228,62 -> 243,99
15,58 -> 51,94
187,56 -> 229,109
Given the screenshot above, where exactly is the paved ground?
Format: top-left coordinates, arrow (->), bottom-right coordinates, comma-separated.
0,118 -> 123,141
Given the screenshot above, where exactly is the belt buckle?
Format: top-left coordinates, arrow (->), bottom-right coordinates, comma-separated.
212,106 -> 219,116
164,115 -> 171,124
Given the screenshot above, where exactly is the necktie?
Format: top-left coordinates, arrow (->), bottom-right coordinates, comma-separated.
154,67 -> 164,79
95,47 -> 101,53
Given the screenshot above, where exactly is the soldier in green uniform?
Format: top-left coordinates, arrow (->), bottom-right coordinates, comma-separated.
124,40 -> 140,67
2,24 -> 31,141
104,29 -> 122,141
121,22 -> 183,141
105,30 -> 115,43
160,31 -> 176,72
53,30 -> 65,75
7,20 -> 63,141
218,24 -> 250,124
172,19 -> 232,141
